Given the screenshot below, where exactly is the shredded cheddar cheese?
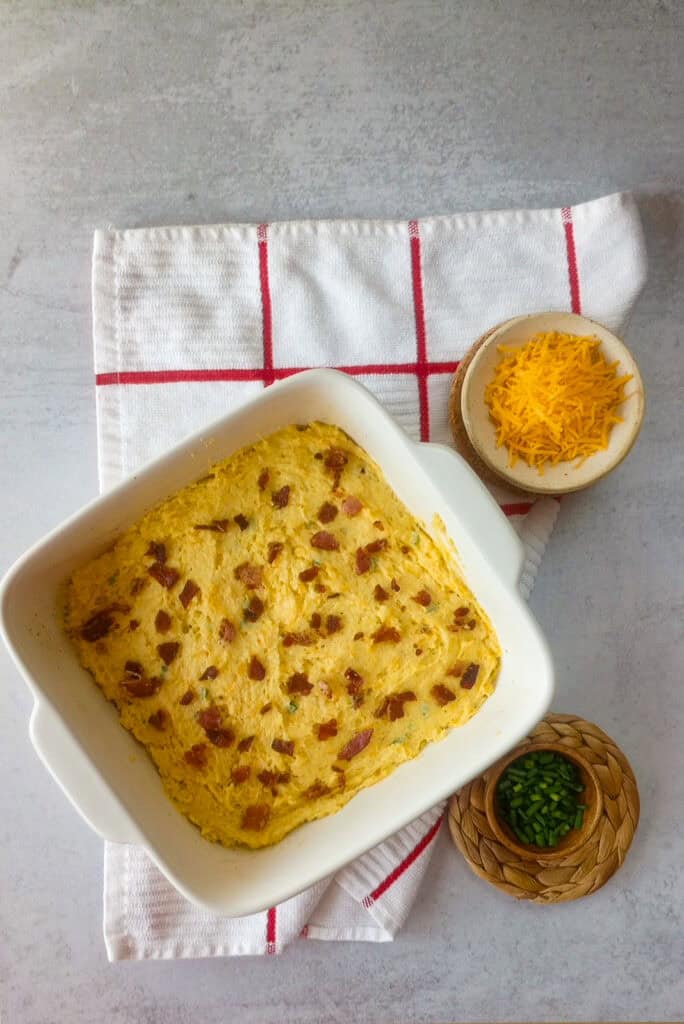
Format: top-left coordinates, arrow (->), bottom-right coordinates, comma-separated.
484,331 -> 632,474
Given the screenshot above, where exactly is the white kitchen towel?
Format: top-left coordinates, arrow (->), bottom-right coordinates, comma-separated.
95,191 -> 646,959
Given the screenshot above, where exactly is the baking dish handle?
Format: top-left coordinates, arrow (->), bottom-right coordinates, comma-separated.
30,702 -> 140,845
417,442 -> 525,589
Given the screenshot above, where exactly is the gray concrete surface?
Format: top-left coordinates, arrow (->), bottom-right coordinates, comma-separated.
1,2 -> 682,1022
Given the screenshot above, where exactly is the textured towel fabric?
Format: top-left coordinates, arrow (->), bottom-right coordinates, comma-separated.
93,192 -> 646,959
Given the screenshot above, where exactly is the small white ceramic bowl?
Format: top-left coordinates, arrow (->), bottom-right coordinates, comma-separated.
461,311 -> 645,495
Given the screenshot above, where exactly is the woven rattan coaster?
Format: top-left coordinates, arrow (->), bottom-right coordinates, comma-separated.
448,714 -> 640,903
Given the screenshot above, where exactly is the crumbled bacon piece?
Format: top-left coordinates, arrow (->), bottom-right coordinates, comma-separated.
283,631 -> 313,647
412,589 -> 432,607
401,545 -> 410,554
121,675 -> 162,698
339,729 -> 373,761
310,612 -> 322,629
260,702 -> 272,715
344,668 -> 364,706
344,667 -> 362,684
200,665 -> 218,681
390,578 -> 401,592
244,596 -> 265,622
258,468 -> 270,491
353,631 -> 364,640
311,531 -> 339,551
234,562 -> 263,589
324,447 -> 348,488
374,690 -> 416,721
318,681 -> 333,698
454,606 -> 469,618
242,804 -> 271,831
180,689 -> 195,705
179,579 -> 200,609
415,648 -> 423,657
342,496 -> 363,517
374,585 -> 389,602
371,625 -> 401,644
248,655 -> 266,681
124,660 -> 144,679
355,548 -> 371,575
446,662 -> 466,678
148,709 -> 168,731
317,501 -> 338,524
460,663 -> 480,690
155,609 -> 172,633
148,563 -> 180,589
130,577 -> 147,596
231,766 -> 251,784
238,735 -> 254,752
373,520 -> 385,530
287,672 -> 313,695
233,513 -> 249,531
257,770 -> 290,787
272,738 -> 295,756
267,541 -> 284,564
304,781 -> 330,800
299,565 -> 319,582
184,743 -> 207,768
129,619 -> 140,632
314,583 -> 327,593
431,684 -> 456,706
272,485 -> 291,509
326,614 -> 342,634
316,718 -> 338,740
365,538 -> 388,555
157,641 -> 180,666
197,706 -> 222,731
219,618 -> 237,642
80,604 -> 129,642
194,519 -> 230,533
205,728 -> 235,748
146,541 -> 167,563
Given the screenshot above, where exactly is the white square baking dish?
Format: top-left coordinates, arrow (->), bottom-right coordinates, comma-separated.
0,369 -> 553,916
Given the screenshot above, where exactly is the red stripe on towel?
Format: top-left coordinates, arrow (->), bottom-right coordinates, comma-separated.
266,906 -> 277,954
409,220 -> 430,442
258,223 -> 275,385
363,815 -> 442,907
95,361 -> 460,386
561,207 -> 581,314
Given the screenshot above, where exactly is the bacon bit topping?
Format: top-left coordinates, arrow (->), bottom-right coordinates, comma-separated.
200,665 -> 218,681
344,668 -> 364,706
179,579 -> 200,609
311,530 -> 339,551
412,589 -> 432,607
401,545 -> 410,554
327,592 -> 341,600
242,804 -> 271,831
314,583 -> 327,593
287,672 -> 313,695
355,548 -> 371,574
460,663 -> 480,690
318,681 -> 333,698
342,496 -> 363,517
258,468 -> 270,491
219,618 -> 237,642
316,718 -> 338,740
80,604 -> 129,642
314,452 -> 323,460
339,729 -> 373,761
371,625 -> 401,644
283,631 -> 313,647
121,675 -> 162,698
194,519 -> 230,533
299,565 -> 319,582
184,743 -> 207,768
373,520 -> 385,530
353,631 -> 364,641
234,562 -> 263,589
257,770 -> 290,787
324,448 -> 348,472
260,702 -> 272,715
180,689 -> 195,705
326,614 -> 342,634
304,781 -> 330,799
344,667 -> 362,685
310,612 -> 322,629
238,735 -> 254,752
244,596 -> 265,622
197,706 -> 222,731
317,501 -> 338,524
454,606 -> 469,618
148,709 -> 168,731
231,766 -> 251,784
365,538 -> 388,555
205,728 -> 235,748
248,655 -> 266,681
124,660 -> 144,679
373,584 -> 389,602
233,513 -> 249,531
157,641 -> 180,666
431,684 -> 456,706
148,563 -> 180,589
415,648 -> 423,656
272,738 -> 295,757
146,541 -> 167,563
130,577 -> 147,596
390,578 -> 401,592
272,485 -> 291,509
129,619 -> 140,632
267,541 -> 284,564
446,662 -> 466,678
374,690 -> 416,721
153,609 -> 171,634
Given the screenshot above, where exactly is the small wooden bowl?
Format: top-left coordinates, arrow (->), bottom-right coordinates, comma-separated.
484,742 -> 603,863
460,311 -> 645,495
